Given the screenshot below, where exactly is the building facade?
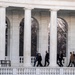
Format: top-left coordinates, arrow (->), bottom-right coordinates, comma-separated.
0,0 -> 75,75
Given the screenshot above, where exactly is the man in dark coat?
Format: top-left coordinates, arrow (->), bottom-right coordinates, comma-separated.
73,51 -> 75,67
44,51 -> 49,66
59,51 -> 64,67
37,53 -> 43,67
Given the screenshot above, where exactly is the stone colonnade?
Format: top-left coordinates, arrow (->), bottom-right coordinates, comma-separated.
0,6 -> 58,67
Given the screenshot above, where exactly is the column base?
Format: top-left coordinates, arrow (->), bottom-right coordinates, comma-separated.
24,63 -> 32,67
49,64 -> 58,67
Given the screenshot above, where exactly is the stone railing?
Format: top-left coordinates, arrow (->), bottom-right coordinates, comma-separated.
0,67 -> 75,75
19,56 -> 24,63
19,56 -> 35,66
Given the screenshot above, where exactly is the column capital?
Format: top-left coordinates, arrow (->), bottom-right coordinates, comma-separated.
23,7 -> 34,10
49,8 -> 59,12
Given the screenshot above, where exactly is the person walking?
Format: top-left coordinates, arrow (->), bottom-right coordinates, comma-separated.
57,53 -> 60,66
59,51 -> 64,67
37,53 -> 43,67
73,51 -> 75,67
68,52 -> 74,67
44,51 -> 49,66
34,52 -> 38,66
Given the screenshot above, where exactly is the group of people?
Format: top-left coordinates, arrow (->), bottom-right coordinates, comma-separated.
34,51 -> 49,67
34,50 -> 65,67
33,50 -> 75,67
68,51 -> 75,67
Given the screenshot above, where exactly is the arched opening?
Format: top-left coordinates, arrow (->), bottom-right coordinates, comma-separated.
57,18 -> 68,57
48,18 -> 68,57
19,19 -> 24,56
19,17 -> 39,56
31,18 -> 39,56
5,17 -> 10,56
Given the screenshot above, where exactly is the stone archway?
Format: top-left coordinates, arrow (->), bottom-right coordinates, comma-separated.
31,17 -> 39,56
57,18 -> 68,57
19,17 -> 39,56
19,18 -> 24,56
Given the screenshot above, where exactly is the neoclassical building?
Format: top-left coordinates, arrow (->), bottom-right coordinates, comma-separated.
0,0 -> 75,75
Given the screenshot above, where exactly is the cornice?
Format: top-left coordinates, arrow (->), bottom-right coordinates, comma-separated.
0,0 -> 75,10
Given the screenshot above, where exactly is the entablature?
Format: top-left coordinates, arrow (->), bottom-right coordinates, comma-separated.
0,0 -> 75,10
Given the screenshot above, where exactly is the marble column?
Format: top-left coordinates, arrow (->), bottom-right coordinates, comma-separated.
10,11 -> 19,66
49,9 -> 58,67
24,8 -> 32,67
0,6 -> 6,60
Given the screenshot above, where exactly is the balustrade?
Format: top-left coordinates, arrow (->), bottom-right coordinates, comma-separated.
0,68 -> 13,75
0,67 -> 75,75
19,56 -> 35,66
